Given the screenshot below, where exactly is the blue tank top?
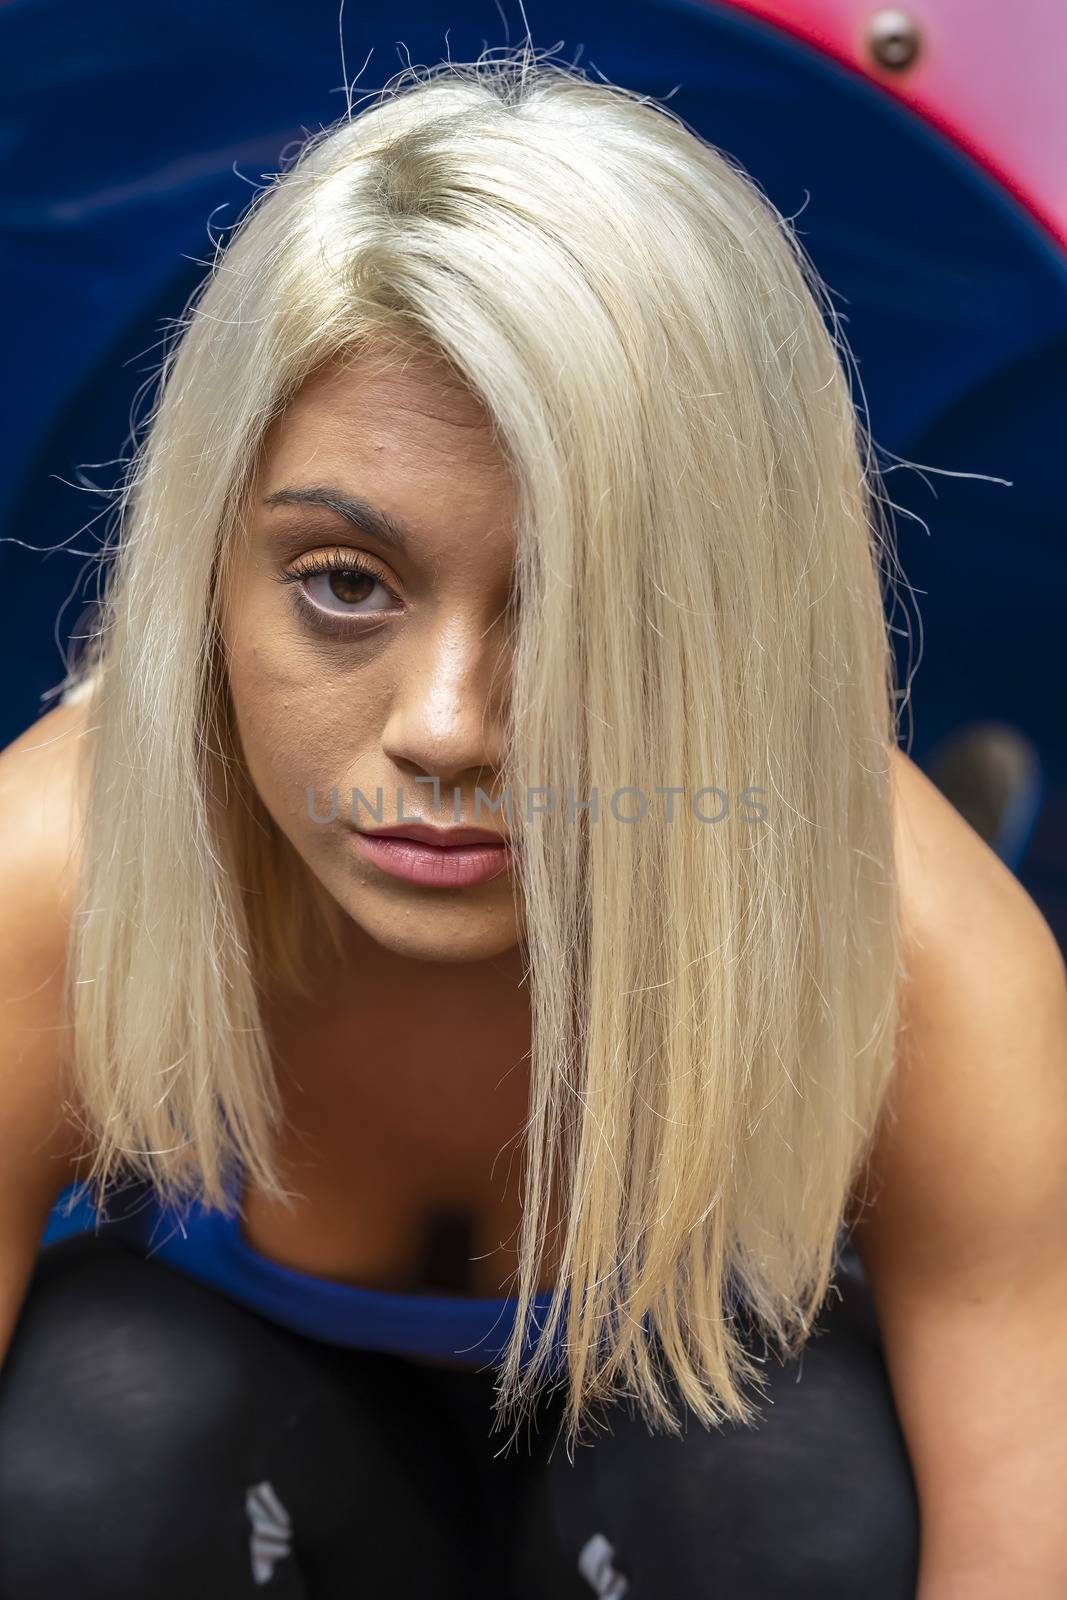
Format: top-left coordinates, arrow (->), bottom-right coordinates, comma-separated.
40,1171 -> 563,1372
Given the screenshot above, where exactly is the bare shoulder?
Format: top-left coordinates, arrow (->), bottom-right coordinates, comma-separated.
0,693 -> 97,1198
0,692 -> 94,936
850,745 -> 1067,1287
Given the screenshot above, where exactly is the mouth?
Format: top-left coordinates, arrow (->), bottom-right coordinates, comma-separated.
350,825 -> 514,889
360,824 -> 511,849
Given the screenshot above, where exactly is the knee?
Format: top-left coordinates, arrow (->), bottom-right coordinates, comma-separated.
2,1230 -> 271,1442
0,1233 -> 291,1594
556,1271 -> 920,1597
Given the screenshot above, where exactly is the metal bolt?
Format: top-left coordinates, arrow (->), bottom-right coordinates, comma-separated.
865,8 -> 923,71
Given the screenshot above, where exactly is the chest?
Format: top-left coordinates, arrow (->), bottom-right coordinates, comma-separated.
239,996 -> 556,1299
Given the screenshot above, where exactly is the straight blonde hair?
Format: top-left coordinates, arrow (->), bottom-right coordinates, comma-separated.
57,46 -> 905,1448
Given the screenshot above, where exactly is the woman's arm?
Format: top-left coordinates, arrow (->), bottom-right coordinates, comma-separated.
0,704 -> 88,1369
850,750 -> 1067,1598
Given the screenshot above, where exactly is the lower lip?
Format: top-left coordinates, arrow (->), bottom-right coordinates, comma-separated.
350,831 -> 514,888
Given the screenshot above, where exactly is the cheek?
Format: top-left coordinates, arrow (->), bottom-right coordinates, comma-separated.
225,639 -> 324,827
225,638 -> 383,840
221,579 -> 394,833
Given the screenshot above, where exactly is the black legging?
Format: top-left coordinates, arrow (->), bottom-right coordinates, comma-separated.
0,1232 -> 919,1598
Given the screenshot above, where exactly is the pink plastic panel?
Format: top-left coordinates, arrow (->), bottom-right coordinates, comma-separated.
719,0 -> 1067,247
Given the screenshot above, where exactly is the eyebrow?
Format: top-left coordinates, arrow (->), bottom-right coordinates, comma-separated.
261,486 -> 413,556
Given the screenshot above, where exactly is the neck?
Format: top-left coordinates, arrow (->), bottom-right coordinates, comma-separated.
260,911 -> 534,1146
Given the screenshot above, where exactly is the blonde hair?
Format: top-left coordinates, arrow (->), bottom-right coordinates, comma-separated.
58,46 -> 904,1448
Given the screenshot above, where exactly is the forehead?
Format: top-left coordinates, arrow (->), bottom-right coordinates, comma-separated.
259,347 -> 506,484
251,350 -> 517,576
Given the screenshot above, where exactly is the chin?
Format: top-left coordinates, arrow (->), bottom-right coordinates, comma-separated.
376,929 -> 521,964
332,884 -> 523,966
355,915 -> 522,965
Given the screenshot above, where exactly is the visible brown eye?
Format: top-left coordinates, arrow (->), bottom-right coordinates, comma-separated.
274,548 -> 402,634
310,566 -> 379,609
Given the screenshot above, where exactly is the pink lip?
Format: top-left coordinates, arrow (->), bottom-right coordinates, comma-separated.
351,829 -> 513,888
362,824 -> 510,848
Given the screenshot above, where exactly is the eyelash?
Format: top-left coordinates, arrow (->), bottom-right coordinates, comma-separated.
275,549 -> 402,638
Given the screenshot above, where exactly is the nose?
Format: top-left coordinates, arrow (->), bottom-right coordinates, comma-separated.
380,614 -> 509,795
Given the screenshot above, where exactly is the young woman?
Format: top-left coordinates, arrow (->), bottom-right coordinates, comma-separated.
1,50 -> 1064,1600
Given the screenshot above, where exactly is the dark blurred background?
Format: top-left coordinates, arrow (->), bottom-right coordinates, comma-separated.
2,0 -> 1064,948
